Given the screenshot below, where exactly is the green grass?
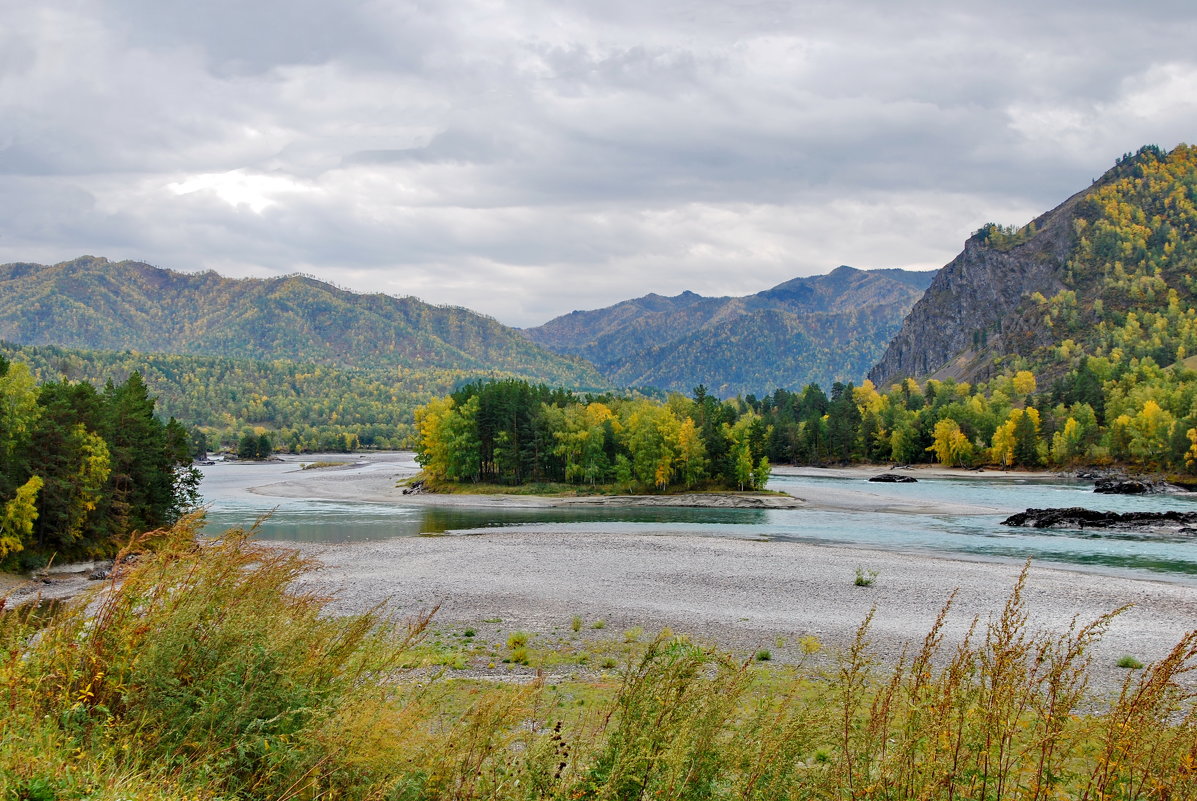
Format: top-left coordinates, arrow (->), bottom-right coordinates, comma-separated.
1117,654 -> 1145,669
3,529 -> 1196,801
854,567 -> 879,586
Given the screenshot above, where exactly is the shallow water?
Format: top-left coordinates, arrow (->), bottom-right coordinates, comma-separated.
199,456 -> 1197,582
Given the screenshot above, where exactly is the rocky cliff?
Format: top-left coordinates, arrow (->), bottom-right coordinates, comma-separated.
868,157 -> 1132,387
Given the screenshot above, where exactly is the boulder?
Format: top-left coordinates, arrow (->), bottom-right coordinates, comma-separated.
1093,478 -> 1154,494
1002,506 -> 1197,533
869,474 -> 918,483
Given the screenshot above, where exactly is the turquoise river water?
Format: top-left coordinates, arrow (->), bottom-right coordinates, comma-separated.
199,455 -> 1197,584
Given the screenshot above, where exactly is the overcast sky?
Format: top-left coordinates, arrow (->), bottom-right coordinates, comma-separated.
3,1 -> 1196,327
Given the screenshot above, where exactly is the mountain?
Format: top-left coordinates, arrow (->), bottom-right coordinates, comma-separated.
524,266 -> 935,396
869,144 -> 1197,388
0,256 -> 604,388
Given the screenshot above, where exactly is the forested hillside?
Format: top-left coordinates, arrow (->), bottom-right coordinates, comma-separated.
525,266 -> 934,396
871,143 -> 1197,387
0,342 -> 561,452
0,257 -> 604,387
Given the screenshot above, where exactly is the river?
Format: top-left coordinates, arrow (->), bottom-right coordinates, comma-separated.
198,453 -> 1197,584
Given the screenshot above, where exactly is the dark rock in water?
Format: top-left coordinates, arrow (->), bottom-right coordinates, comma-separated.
1002,506 -> 1197,533
869,474 -> 918,483
1094,478 -> 1154,494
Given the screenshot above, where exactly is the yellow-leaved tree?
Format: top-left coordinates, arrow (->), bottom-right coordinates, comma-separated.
926,419 -> 974,467
0,475 -> 42,559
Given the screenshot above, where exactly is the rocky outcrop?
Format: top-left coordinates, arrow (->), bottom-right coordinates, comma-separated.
869,474 -> 917,483
863,151 -> 1151,390
1094,478 -> 1160,495
867,198 -> 1085,387
1002,507 -> 1197,533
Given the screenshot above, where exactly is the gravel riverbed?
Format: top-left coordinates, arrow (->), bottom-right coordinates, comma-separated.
286,526 -> 1197,689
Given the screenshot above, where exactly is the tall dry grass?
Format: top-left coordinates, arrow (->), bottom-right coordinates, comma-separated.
1,526 -> 1195,800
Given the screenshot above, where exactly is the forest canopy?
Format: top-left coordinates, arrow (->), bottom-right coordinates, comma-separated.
414,380 -> 771,492
0,355 -> 199,567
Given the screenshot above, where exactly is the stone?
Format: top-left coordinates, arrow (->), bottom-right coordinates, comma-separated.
1002,506 -> 1197,533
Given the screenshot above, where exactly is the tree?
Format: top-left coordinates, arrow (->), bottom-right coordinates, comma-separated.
753,456 -> 771,491
1013,406 -> 1041,467
238,433 -> 259,460
0,476 -> 42,559
1012,370 -> 1037,398
1050,417 -> 1085,465
926,418 -> 974,466
676,418 -> 707,489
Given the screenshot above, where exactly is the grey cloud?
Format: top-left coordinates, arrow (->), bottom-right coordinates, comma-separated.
2,0 -> 1196,326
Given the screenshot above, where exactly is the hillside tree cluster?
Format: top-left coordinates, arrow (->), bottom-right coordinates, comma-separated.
751,366 -> 1197,472
0,355 -> 199,566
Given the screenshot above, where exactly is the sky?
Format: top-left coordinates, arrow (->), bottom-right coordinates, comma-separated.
3,1 -> 1196,328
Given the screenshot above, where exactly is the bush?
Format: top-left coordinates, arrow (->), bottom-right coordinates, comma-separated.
0,515 -> 428,798
5,541 -> 1197,800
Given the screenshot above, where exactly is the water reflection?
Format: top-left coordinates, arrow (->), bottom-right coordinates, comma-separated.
198,459 -> 1197,582
204,500 -> 769,542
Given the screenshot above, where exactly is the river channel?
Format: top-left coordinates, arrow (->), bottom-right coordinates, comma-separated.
198,453 -> 1197,583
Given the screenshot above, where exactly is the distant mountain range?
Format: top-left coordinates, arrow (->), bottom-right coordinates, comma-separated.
524,266 -> 935,396
0,256 -> 603,388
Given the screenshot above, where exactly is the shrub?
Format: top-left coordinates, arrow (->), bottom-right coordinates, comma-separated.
0,514 -> 429,798
1117,654 -> 1144,669
6,539 -> 1197,800
854,567 -> 878,587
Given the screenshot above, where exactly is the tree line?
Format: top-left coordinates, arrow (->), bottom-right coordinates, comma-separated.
0,355 -> 199,567
751,359 -> 1197,472
418,357 -> 1197,487
415,380 -> 771,491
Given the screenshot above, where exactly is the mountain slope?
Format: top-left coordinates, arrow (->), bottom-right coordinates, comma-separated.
869,144 -> 1197,387
0,257 -> 605,387
525,266 -> 935,396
